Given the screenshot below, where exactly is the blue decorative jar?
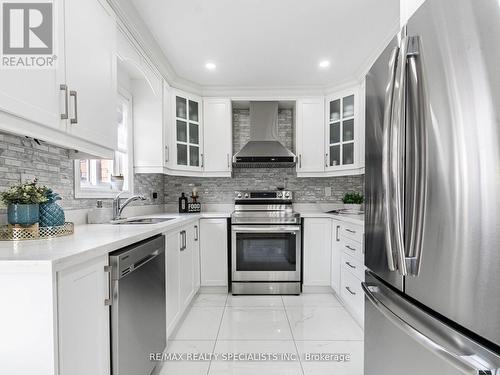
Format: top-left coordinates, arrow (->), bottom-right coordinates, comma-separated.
7,204 -> 40,226
39,190 -> 65,227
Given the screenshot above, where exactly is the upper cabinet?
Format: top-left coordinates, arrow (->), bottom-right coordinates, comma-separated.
296,83 -> 365,177
0,0 -> 117,158
64,0 -> 117,151
296,97 -> 325,173
202,98 -> 232,177
173,91 -> 203,171
162,90 -> 232,177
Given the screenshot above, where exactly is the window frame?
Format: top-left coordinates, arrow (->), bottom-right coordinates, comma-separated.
73,87 -> 134,199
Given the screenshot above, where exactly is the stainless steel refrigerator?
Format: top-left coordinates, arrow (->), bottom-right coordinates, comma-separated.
364,0 -> 500,373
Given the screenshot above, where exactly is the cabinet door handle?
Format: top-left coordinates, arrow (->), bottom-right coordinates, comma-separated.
60,84 -> 69,120
299,154 -> 302,168
104,265 -> 112,306
180,231 -> 185,251
165,145 -> 169,162
345,261 -> 356,269
194,225 -> 198,241
70,90 -> 78,124
325,153 -> 329,167
345,286 -> 356,295
227,153 -> 230,169
345,245 -> 356,252
336,225 -> 340,241
200,153 -> 204,168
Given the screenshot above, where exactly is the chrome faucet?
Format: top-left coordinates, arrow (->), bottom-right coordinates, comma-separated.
112,192 -> 147,220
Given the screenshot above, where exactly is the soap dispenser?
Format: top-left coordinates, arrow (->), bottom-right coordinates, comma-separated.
179,193 -> 188,213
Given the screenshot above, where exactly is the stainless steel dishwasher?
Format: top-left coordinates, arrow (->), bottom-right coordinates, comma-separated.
109,235 -> 166,375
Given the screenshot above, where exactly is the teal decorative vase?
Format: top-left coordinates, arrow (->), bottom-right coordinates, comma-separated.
39,190 -> 65,227
7,204 -> 39,226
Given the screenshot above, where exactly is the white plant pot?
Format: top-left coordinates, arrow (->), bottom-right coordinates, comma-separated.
344,203 -> 362,211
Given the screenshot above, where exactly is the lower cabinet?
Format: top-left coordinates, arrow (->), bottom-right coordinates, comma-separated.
200,219 -> 228,287
303,218 -> 332,286
165,221 -> 201,338
57,255 -> 110,375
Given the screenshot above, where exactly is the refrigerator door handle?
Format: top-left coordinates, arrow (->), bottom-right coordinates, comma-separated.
382,45 -> 401,273
405,35 -> 427,276
388,36 -> 410,276
362,278 -> 500,375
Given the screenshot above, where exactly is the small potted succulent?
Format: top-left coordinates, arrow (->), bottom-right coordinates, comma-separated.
0,179 -> 48,226
39,189 -> 65,227
342,192 -> 364,212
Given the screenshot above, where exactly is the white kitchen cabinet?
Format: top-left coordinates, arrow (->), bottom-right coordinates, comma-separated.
303,218 -> 332,286
0,0 -> 65,133
330,219 -> 342,294
165,221 -> 201,338
132,73 -> 164,172
202,98 -> 232,176
171,90 -> 203,172
296,97 -> 325,174
64,0 -> 117,150
166,230 -> 180,336
324,84 -> 365,176
57,255 -> 110,375
200,219 -> 228,286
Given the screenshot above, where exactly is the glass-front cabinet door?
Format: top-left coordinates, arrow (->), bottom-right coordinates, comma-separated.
174,91 -> 202,170
326,90 -> 358,170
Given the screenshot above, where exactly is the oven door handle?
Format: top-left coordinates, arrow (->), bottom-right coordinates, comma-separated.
231,225 -> 301,233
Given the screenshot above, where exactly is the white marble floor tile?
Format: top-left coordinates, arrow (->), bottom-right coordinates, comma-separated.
173,307 -> 225,340
285,307 -> 363,341
158,340 -> 215,375
218,307 -> 293,340
226,295 -> 284,308
192,293 -> 228,307
209,340 -> 303,375
282,293 -> 342,307
296,340 -> 364,375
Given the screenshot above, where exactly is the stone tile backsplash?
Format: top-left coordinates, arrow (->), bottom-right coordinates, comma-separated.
0,132 -> 164,213
164,109 -> 364,204
0,108 -> 364,212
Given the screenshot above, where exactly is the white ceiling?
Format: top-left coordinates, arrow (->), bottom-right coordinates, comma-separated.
130,0 -> 399,89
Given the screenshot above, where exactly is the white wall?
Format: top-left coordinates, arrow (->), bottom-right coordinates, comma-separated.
400,0 -> 426,26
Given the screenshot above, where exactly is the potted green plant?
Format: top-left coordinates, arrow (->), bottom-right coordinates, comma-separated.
0,179 -> 48,226
39,189 -> 65,227
342,192 -> 364,212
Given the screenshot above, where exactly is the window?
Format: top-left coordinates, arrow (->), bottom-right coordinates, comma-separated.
74,90 -> 134,198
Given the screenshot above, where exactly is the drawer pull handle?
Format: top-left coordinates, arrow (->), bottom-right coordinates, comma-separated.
345,245 -> 356,251
346,261 -> 356,269
346,229 -> 356,234
345,286 -> 356,296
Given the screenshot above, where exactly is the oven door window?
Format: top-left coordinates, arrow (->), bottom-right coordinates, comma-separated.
236,233 -> 297,271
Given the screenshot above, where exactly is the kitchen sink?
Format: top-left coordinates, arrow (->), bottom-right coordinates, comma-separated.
110,217 -> 176,225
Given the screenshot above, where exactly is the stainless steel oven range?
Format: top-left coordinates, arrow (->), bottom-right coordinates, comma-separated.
231,191 -> 301,295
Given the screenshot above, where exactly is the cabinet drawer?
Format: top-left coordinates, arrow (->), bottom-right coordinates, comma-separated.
340,236 -> 363,263
340,268 -> 364,325
340,222 -> 363,243
341,252 -> 365,281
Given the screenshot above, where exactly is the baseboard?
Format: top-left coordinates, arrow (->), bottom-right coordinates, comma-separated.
199,286 -> 228,294
302,285 -> 334,293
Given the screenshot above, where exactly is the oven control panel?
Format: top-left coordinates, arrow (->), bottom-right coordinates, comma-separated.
235,191 -> 293,201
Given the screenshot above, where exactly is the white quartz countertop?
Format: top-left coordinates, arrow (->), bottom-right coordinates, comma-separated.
0,212 -> 229,270
293,204 -> 364,226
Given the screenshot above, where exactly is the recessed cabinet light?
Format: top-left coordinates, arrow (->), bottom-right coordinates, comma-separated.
319,60 -> 331,68
205,62 -> 216,70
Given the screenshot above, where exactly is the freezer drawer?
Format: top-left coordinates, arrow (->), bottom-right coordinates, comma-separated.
363,271 -> 500,375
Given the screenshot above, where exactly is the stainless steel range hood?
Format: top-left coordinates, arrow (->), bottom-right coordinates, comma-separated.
233,102 -> 296,168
